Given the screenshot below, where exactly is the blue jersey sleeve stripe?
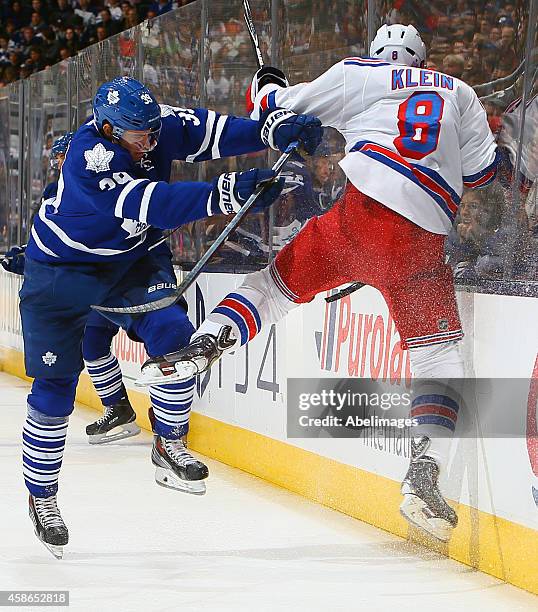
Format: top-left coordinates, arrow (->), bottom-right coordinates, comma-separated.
114,178 -> 149,217
186,109 -> 216,163
463,149 -> 499,184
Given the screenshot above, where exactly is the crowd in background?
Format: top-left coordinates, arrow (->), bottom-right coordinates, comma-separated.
0,0 -> 536,286
0,0 -> 196,85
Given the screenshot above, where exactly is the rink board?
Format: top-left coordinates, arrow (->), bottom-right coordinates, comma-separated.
1,269 -> 537,594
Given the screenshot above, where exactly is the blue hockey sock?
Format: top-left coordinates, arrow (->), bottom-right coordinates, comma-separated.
23,406 -> 69,498
85,352 -> 125,406
150,379 -> 194,439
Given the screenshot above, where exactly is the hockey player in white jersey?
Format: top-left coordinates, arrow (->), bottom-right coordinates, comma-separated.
138,25 -> 499,542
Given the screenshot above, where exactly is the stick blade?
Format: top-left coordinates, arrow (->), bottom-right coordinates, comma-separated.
91,293 -> 178,314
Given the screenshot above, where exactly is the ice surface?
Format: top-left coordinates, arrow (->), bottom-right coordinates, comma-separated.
0,372 -> 536,612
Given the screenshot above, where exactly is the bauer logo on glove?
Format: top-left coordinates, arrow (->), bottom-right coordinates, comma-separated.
259,108 -> 323,156
209,168 -> 284,216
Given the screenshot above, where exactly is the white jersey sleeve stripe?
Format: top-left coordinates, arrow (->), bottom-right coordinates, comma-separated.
211,115 -> 228,159
114,178 -> 149,218
31,226 -> 59,258
38,204 -> 147,256
139,182 -> 158,224
186,109 -> 216,163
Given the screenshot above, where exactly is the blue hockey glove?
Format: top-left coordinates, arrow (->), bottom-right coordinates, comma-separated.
1,245 -> 26,275
209,169 -> 284,216
259,108 -> 323,156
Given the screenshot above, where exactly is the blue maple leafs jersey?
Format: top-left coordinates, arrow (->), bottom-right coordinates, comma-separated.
26,105 -> 266,263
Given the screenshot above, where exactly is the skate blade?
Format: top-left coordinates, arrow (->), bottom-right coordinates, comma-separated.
400,495 -> 453,542
135,362 -> 198,387
88,422 -> 141,445
35,533 -> 64,559
154,466 -> 206,495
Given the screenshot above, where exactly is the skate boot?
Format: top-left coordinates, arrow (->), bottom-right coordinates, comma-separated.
136,325 -> 236,387
152,435 -> 209,495
400,436 -> 458,542
86,397 -> 141,444
29,494 -> 68,559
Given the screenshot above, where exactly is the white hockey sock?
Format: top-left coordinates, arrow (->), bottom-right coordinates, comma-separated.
193,266 -> 298,346
408,341 -> 464,466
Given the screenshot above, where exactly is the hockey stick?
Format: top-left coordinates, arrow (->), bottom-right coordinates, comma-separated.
243,0 -> 264,68
92,142 -> 299,315
325,282 -> 365,303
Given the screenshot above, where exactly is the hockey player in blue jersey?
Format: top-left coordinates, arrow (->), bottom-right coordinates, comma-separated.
19,76 -> 323,557
3,132 -> 143,445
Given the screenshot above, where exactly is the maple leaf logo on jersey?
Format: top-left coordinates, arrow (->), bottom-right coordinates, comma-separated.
42,351 -> 57,367
107,89 -> 120,104
84,143 -> 114,173
140,93 -> 153,105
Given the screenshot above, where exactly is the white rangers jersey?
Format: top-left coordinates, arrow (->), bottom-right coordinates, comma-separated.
252,58 -> 498,235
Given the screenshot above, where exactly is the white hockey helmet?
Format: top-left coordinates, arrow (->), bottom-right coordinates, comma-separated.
369,24 -> 426,68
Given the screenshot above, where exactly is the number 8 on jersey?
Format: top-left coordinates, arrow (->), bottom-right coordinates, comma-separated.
394,92 -> 444,160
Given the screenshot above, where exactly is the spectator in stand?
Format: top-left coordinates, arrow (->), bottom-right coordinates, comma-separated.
50,0 -> 77,30
94,25 -> 108,43
75,0 -> 97,28
149,0 -> 173,17
446,186 -> 508,281
25,46 -> 45,71
19,26 -> 41,60
63,27 -> 80,56
31,0 -> 48,21
206,64 -> 231,105
124,6 -> 139,28
442,54 -> 465,78
96,8 -> 122,37
0,36 -> 11,66
106,0 -> 124,22
41,27 -> 62,64
7,1 -> 29,30
58,46 -> 72,60
30,11 -> 47,33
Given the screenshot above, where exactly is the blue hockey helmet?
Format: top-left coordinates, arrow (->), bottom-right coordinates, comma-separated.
50,131 -> 74,168
92,76 -> 162,151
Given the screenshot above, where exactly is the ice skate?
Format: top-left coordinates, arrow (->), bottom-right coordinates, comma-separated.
400,436 -> 458,542
29,494 -> 68,559
86,397 -> 140,444
136,325 -> 236,387
152,435 -> 208,495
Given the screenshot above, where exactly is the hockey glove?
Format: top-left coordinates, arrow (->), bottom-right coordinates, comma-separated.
209,169 -> 284,216
259,108 -> 323,156
1,245 -> 26,275
246,66 -> 289,114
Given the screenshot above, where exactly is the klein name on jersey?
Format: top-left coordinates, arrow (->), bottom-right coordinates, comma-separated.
391,69 -> 454,91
